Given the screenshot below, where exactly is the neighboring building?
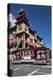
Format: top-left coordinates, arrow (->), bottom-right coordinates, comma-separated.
8,9 -> 51,62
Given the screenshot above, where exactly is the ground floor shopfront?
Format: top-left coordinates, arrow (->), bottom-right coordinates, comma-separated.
9,47 -> 51,63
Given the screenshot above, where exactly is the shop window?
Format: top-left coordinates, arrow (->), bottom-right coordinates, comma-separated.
31,50 -> 33,55
32,50 -> 34,55
24,53 -> 26,56
21,52 -> 23,56
24,51 -> 27,56
27,51 -> 29,55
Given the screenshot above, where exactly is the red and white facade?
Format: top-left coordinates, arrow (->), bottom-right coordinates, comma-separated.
8,9 -> 51,63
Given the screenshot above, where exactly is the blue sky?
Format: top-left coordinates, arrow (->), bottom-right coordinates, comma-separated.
8,3 -> 51,48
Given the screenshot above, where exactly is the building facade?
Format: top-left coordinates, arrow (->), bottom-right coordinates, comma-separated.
8,9 -> 51,62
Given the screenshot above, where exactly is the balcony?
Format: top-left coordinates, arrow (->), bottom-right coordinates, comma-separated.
25,39 -> 34,47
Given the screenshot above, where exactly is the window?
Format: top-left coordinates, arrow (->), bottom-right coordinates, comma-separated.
30,39 -> 33,43
26,43 -> 28,48
25,27 -> 27,31
18,24 -> 22,30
